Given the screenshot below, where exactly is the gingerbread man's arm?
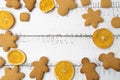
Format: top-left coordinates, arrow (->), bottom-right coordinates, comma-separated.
32,61 -> 39,66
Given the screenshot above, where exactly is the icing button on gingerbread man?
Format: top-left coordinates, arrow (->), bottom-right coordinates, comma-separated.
80,58 -> 99,80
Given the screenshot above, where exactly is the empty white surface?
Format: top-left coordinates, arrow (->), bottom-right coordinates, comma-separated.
0,0 -> 120,80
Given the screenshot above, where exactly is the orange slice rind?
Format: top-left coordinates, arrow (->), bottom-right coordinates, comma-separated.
39,0 -> 55,13
0,10 -> 15,30
54,61 -> 74,80
7,49 -> 26,65
92,28 -> 114,49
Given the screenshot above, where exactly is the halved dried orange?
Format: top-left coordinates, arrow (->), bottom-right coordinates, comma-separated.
54,61 -> 74,80
7,49 -> 26,65
0,10 -> 15,30
92,28 -> 114,49
39,0 -> 55,13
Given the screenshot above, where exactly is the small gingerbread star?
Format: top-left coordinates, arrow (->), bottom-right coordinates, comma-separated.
0,31 -> 18,52
1,66 -> 25,80
82,8 -> 104,28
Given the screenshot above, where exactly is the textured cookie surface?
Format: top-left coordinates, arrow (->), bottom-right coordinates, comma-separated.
20,12 -> 30,22
82,8 -> 103,28
0,31 -> 18,52
1,66 -> 25,80
56,0 -> 77,16
111,17 -> 120,28
101,0 -> 111,8
0,57 -> 5,67
80,58 -> 99,80
30,56 -> 49,80
81,0 -> 91,6
5,0 -> 21,9
99,52 -> 120,71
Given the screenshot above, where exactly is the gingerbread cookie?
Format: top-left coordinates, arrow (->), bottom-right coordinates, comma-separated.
111,17 -> 120,28
20,12 -> 30,22
0,10 -> 15,30
56,0 -> 77,16
81,0 -> 91,6
30,56 -> 49,80
23,0 -> 36,12
99,52 -> 120,71
0,57 -> 5,67
54,61 -> 74,80
82,8 -> 104,28
80,58 -> 99,80
5,0 -> 21,9
101,0 -> 111,8
0,31 -> 18,52
92,28 -> 114,49
1,66 -> 25,80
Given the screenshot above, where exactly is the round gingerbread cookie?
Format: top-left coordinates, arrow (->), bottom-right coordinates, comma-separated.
92,28 -> 114,49
111,17 -> 120,28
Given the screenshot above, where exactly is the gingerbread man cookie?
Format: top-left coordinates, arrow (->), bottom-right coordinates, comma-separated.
99,52 -> 120,71
56,0 -> 77,16
30,56 -> 49,80
5,0 -> 21,9
80,58 -> 99,80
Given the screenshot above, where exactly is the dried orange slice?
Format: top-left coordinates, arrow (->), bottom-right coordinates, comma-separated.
0,10 -> 15,30
7,49 -> 26,65
92,28 -> 114,49
39,0 -> 55,13
54,61 -> 74,80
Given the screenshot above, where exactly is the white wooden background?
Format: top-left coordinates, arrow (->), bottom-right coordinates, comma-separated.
0,0 -> 120,80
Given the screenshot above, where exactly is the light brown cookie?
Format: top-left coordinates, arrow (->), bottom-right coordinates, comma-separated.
99,52 -> 120,71
82,8 -> 104,28
56,0 -> 77,16
0,57 -> 5,67
1,66 -> 25,80
111,17 -> 120,28
81,0 -> 91,6
101,0 -> 111,8
5,0 -> 21,9
80,58 -> 99,80
0,31 -> 18,52
23,0 -> 36,12
20,12 -> 30,22
30,56 -> 49,80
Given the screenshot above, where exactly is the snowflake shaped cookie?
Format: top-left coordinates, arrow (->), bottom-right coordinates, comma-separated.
82,8 -> 104,28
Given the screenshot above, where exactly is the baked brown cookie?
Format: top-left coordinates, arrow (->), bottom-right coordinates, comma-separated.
56,0 -> 77,16
0,31 -> 18,52
30,56 -> 49,80
1,66 -> 25,80
80,58 -> 99,80
82,8 -> 104,28
99,52 -> 120,71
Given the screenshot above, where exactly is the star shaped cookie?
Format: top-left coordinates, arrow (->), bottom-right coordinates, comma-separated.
0,31 -> 18,52
82,8 -> 104,28
1,66 -> 25,80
